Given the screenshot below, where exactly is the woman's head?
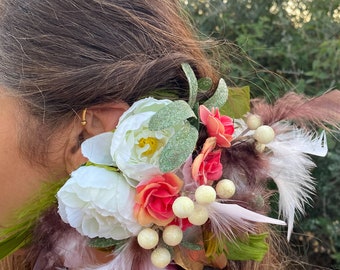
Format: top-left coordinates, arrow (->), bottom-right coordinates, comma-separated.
0,0 -> 215,122
0,0 -> 217,224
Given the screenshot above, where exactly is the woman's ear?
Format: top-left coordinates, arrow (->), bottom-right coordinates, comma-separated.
64,102 -> 129,173
83,102 -> 130,137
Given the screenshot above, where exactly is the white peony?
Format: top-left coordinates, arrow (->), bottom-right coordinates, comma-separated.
57,166 -> 141,240
110,97 -> 175,182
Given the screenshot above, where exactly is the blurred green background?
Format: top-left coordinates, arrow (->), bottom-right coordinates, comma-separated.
183,0 -> 340,269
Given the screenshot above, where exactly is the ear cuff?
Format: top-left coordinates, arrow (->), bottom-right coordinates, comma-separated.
81,108 -> 88,126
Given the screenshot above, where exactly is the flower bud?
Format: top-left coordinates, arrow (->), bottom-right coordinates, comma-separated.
216,179 -> 236,199
172,196 -> 194,218
151,247 -> 171,268
137,228 -> 159,249
255,142 -> 266,153
188,204 -> 209,226
162,225 -> 183,246
254,125 -> 275,144
195,185 -> 216,205
246,114 -> 263,130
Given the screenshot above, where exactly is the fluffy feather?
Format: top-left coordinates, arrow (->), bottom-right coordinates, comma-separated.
251,90 -> 340,129
90,238 -> 160,270
207,202 -> 286,241
28,207 -> 95,270
266,125 -> 317,240
221,141 -> 269,186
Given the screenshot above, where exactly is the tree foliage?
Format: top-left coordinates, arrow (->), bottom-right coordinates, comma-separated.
184,0 -> 339,98
183,0 -> 340,268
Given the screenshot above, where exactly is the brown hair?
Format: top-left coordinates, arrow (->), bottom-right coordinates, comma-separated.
0,0 -> 216,163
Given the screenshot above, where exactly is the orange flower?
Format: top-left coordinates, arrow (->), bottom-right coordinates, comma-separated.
199,105 -> 234,148
134,173 -> 183,226
192,137 -> 223,185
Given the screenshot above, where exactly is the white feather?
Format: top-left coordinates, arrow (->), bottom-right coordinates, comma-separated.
207,202 -> 286,241
273,125 -> 328,157
266,125 -> 316,240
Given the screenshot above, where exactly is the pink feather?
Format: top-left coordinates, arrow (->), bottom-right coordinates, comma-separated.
251,90 -> 340,128
27,207 -> 96,270
89,238 -> 161,270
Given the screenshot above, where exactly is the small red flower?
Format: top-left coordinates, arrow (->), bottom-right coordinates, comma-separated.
170,217 -> 193,231
199,105 -> 234,148
134,173 -> 183,226
192,137 -> 223,185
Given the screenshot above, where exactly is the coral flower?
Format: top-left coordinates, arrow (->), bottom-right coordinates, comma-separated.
192,137 -> 223,185
199,105 -> 234,147
134,173 -> 183,226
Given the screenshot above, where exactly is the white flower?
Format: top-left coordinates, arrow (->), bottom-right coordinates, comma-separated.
57,166 -> 141,240
110,97 -> 175,182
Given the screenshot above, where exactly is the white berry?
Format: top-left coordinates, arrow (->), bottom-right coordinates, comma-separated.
195,185 -> 216,205
151,247 -> 171,268
188,204 -> 209,225
246,114 -> 263,130
172,196 -> 194,218
162,225 -> 183,246
255,142 -> 266,153
254,125 -> 275,144
137,228 -> 159,249
216,179 -> 236,199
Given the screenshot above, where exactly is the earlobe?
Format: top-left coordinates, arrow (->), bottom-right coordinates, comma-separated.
82,102 -> 129,137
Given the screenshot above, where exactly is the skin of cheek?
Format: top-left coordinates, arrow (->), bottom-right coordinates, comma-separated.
0,94 -> 69,227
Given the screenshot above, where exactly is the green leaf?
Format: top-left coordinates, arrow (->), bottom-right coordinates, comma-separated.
225,233 -> 269,261
159,122 -> 198,172
181,63 -> 198,108
203,78 -> 228,109
88,237 -> 127,249
143,88 -> 180,100
0,179 -> 66,259
188,102 -> 200,130
181,241 -> 204,251
85,162 -> 119,172
198,77 -> 213,92
149,100 -> 196,131
0,230 -> 31,259
220,86 -> 250,118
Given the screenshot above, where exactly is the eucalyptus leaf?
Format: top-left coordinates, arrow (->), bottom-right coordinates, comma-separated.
220,86 -> 250,119
88,237 -> 127,249
225,233 -> 269,261
181,63 -> 198,108
149,100 -> 196,131
198,77 -> 213,92
159,123 -> 198,172
203,78 -> 228,109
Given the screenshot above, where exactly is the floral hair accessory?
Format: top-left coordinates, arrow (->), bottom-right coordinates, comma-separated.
54,64 -> 340,269
1,64 -> 338,269
57,63 -> 281,269
0,64 -> 340,270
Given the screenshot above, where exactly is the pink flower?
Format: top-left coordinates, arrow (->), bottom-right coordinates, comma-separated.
199,105 -> 234,147
134,173 -> 183,226
170,217 -> 193,231
192,137 -> 223,185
